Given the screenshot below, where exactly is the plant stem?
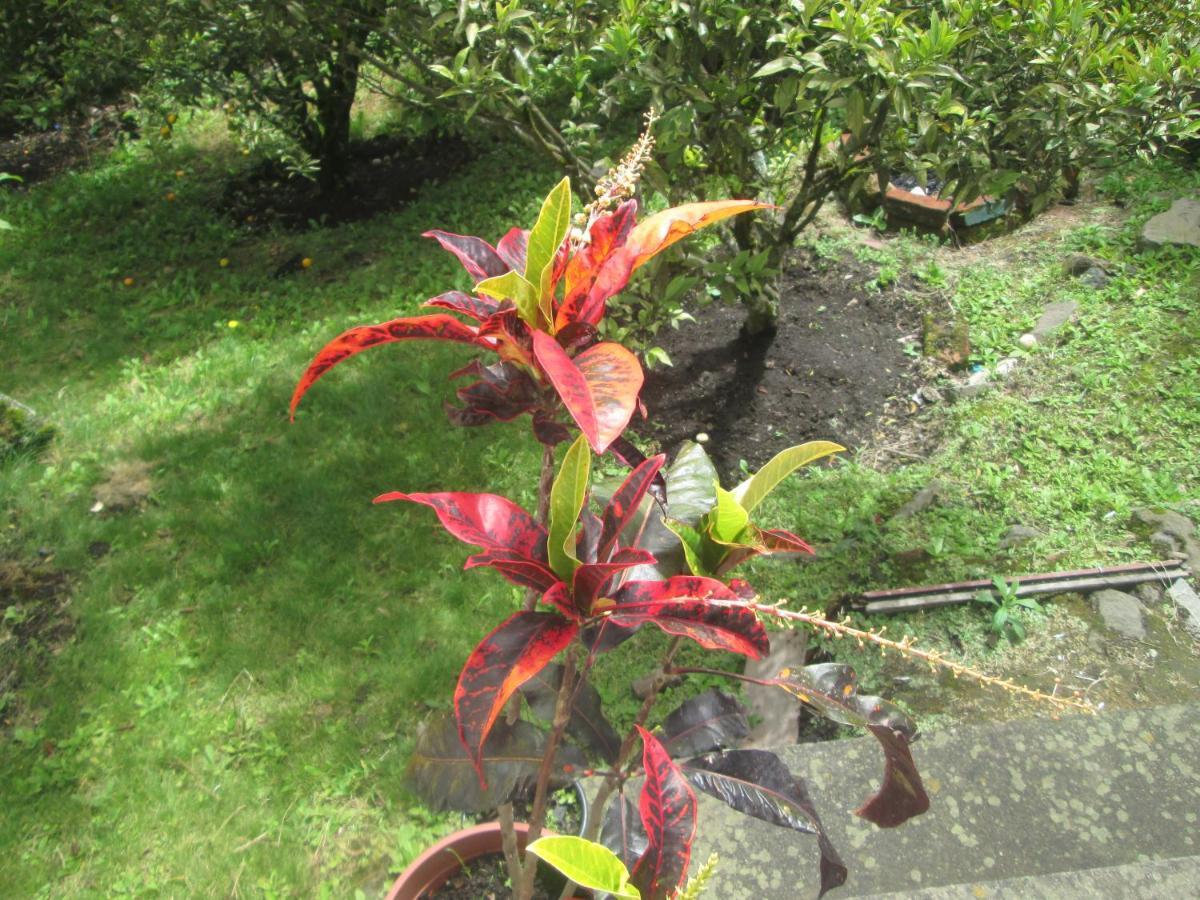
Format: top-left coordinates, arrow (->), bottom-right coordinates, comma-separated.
522,442 -> 557,614
498,802 -> 523,889
584,636 -> 684,842
514,644 -> 579,900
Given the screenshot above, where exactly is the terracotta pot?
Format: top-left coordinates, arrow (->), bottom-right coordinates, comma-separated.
386,821 -> 530,900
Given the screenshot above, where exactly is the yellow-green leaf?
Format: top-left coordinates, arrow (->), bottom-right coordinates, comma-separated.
708,485 -> 750,544
731,441 -> 845,512
547,434 -> 591,581
525,176 -> 572,328
664,519 -> 711,577
476,269 -> 540,327
527,836 -> 641,899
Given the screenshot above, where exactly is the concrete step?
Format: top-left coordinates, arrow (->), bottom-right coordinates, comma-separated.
863,855 -> 1200,898
689,704 -> 1200,898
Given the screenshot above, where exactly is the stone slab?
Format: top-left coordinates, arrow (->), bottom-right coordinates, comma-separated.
1140,198 -> 1200,250
689,704 -> 1200,898
1168,579 -> 1200,641
1093,588 -> 1146,640
1031,301 -> 1078,341
871,855 -> 1200,899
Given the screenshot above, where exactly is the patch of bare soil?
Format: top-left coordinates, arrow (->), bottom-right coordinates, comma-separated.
0,108 -> 135,186
638,251 -> 925,479
1,557 -> 73,724
223,131 -> 475,231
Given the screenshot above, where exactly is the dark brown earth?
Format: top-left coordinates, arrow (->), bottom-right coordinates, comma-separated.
223,131 -> 476,231
430,852 -> 574,899
638,251 -> 924,480
0,557 -> 73,726
0,108 -> 135,186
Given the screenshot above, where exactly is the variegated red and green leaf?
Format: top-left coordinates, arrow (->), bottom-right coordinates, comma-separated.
532,332 -> 644,454
631,726 -> 697,900
477,309 -> 534,368
449,362 -> 538,425
464,549 -> 558,593
422,289 -> 504,322
713,526 -> 815,576
557,200 -> 638,331
598,453 -> 667,561
624,200 -> 774,272
424,229 -> 509,283
455,611 -> 578,784
605,578 -> 769,658
495,227 -> 529,272
571,548 -> 656,615
374,491 -> 545,560
289,315 -> 480,419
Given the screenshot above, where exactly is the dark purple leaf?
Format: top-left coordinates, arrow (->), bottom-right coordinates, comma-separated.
572,548 -> 655,614
771,663 -> 929,828
422,289 -> 503,322
660,689 -> 749,757
521,663 -> 620,764
683,749 -> 847,896
424,229 -> 509,282
599,454 -> 667,561
601,790 -> 648,871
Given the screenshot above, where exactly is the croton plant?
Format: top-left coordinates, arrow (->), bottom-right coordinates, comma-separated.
292,161 -> 929,898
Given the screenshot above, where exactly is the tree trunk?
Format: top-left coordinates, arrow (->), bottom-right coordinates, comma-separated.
733,213 -> 782,336
313,48 -> 360,194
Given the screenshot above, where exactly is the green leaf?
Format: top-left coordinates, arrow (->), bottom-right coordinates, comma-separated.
708,486 -> 750,544
846,90 -> 865,137
665,442 -> 719,526
664,519 -> 710,577
753,56 -> 798,78
526,836 -> 641,899
525,177 -> 572,327
731,441 -> 845,512
548,435 -> 590,581
475,270 -> 540,327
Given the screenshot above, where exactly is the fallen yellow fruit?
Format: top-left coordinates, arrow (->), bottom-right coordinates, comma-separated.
175,169 -> 185,178
301,257 -> 313,269
228,320 -> 240,329
219,258 -> 230,268
167,113 -> 178,125
165,192 -> 176,202
160,126 -> 171,138
123,277 -> 135,287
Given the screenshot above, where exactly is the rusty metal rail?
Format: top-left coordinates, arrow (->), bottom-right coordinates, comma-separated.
860,560 -> 1190,614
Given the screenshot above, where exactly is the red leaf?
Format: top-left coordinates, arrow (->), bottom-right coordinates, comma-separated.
714,527 -> 815,576
456,612 -> 577,784
374,491 -> 545,560
424,230 -> 509,283
477,309 -> 534,368
574,342 -> 644,453
857,724 -> 930,828
624,200 -> 773,272
495,227 -> 529,272
449,363 -> 538,424
465,549 -> 559,593
571,548 -> 655,615
423,289 -> 503,322
631,726 -> 697,900
532,335 -> 643,454
557,200 -> 638,330
606,578 -> 768,658
289,315 -> 480,419
598,453 -> 667,560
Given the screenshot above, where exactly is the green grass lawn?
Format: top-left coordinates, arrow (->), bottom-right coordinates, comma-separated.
2,111 -> 1198,897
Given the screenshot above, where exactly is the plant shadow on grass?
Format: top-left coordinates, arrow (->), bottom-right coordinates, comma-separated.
0,344 -> 540,894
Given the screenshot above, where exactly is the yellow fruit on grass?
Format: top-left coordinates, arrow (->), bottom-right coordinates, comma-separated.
123,276 -> 135,287
167,113 -> 178,125
165,192 -> 176,202
228,320 -> 240,329
219,257 -> 230,268
175,169 -> 185,178
301,257 -> 313,269
160,126 -> 171,138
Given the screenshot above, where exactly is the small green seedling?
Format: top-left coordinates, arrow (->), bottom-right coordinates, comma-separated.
974,577 -> 1041,643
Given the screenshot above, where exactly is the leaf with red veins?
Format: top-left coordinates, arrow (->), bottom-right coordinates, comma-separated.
539,582 -> 578,619
557,200 -> 638,331
625,200 -> 774,272
533,332 -> 644,454
606,577 -> 769,658
573,342 -> 644,452
289,315 -> 480,419
477,309 -> 534,368
374,491 -> 546,559
456,612 -> 578,785
714,527 -> 815,576
449,364 -> 538,424
495,227 -> 529,272
571,548 -> 656,615
465,549 -> 559,593
423,289 -> 503,322
598,453 -> 667,560
424,230 -> 509,283
631,726 -> 697,900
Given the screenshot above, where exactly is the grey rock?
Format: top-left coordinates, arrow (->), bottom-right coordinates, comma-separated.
1167,579 -> 1200,640
918,385 -> 943,405
1031,300 -> 1079,341
1063,254 -> 1110,277
891,479 -> 945,521
998,524 -> 1040,550
950,368 -> 993,400
994,356 -> 1019,377
1140,198 -> 1200,250
1149,530 -> 1180,555
1093,588 -> 1146,640
741,629 -> 808,748
1132,507 -> 1200,574
1134,582 -> 1164,606
1078,266 -> 1110,289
